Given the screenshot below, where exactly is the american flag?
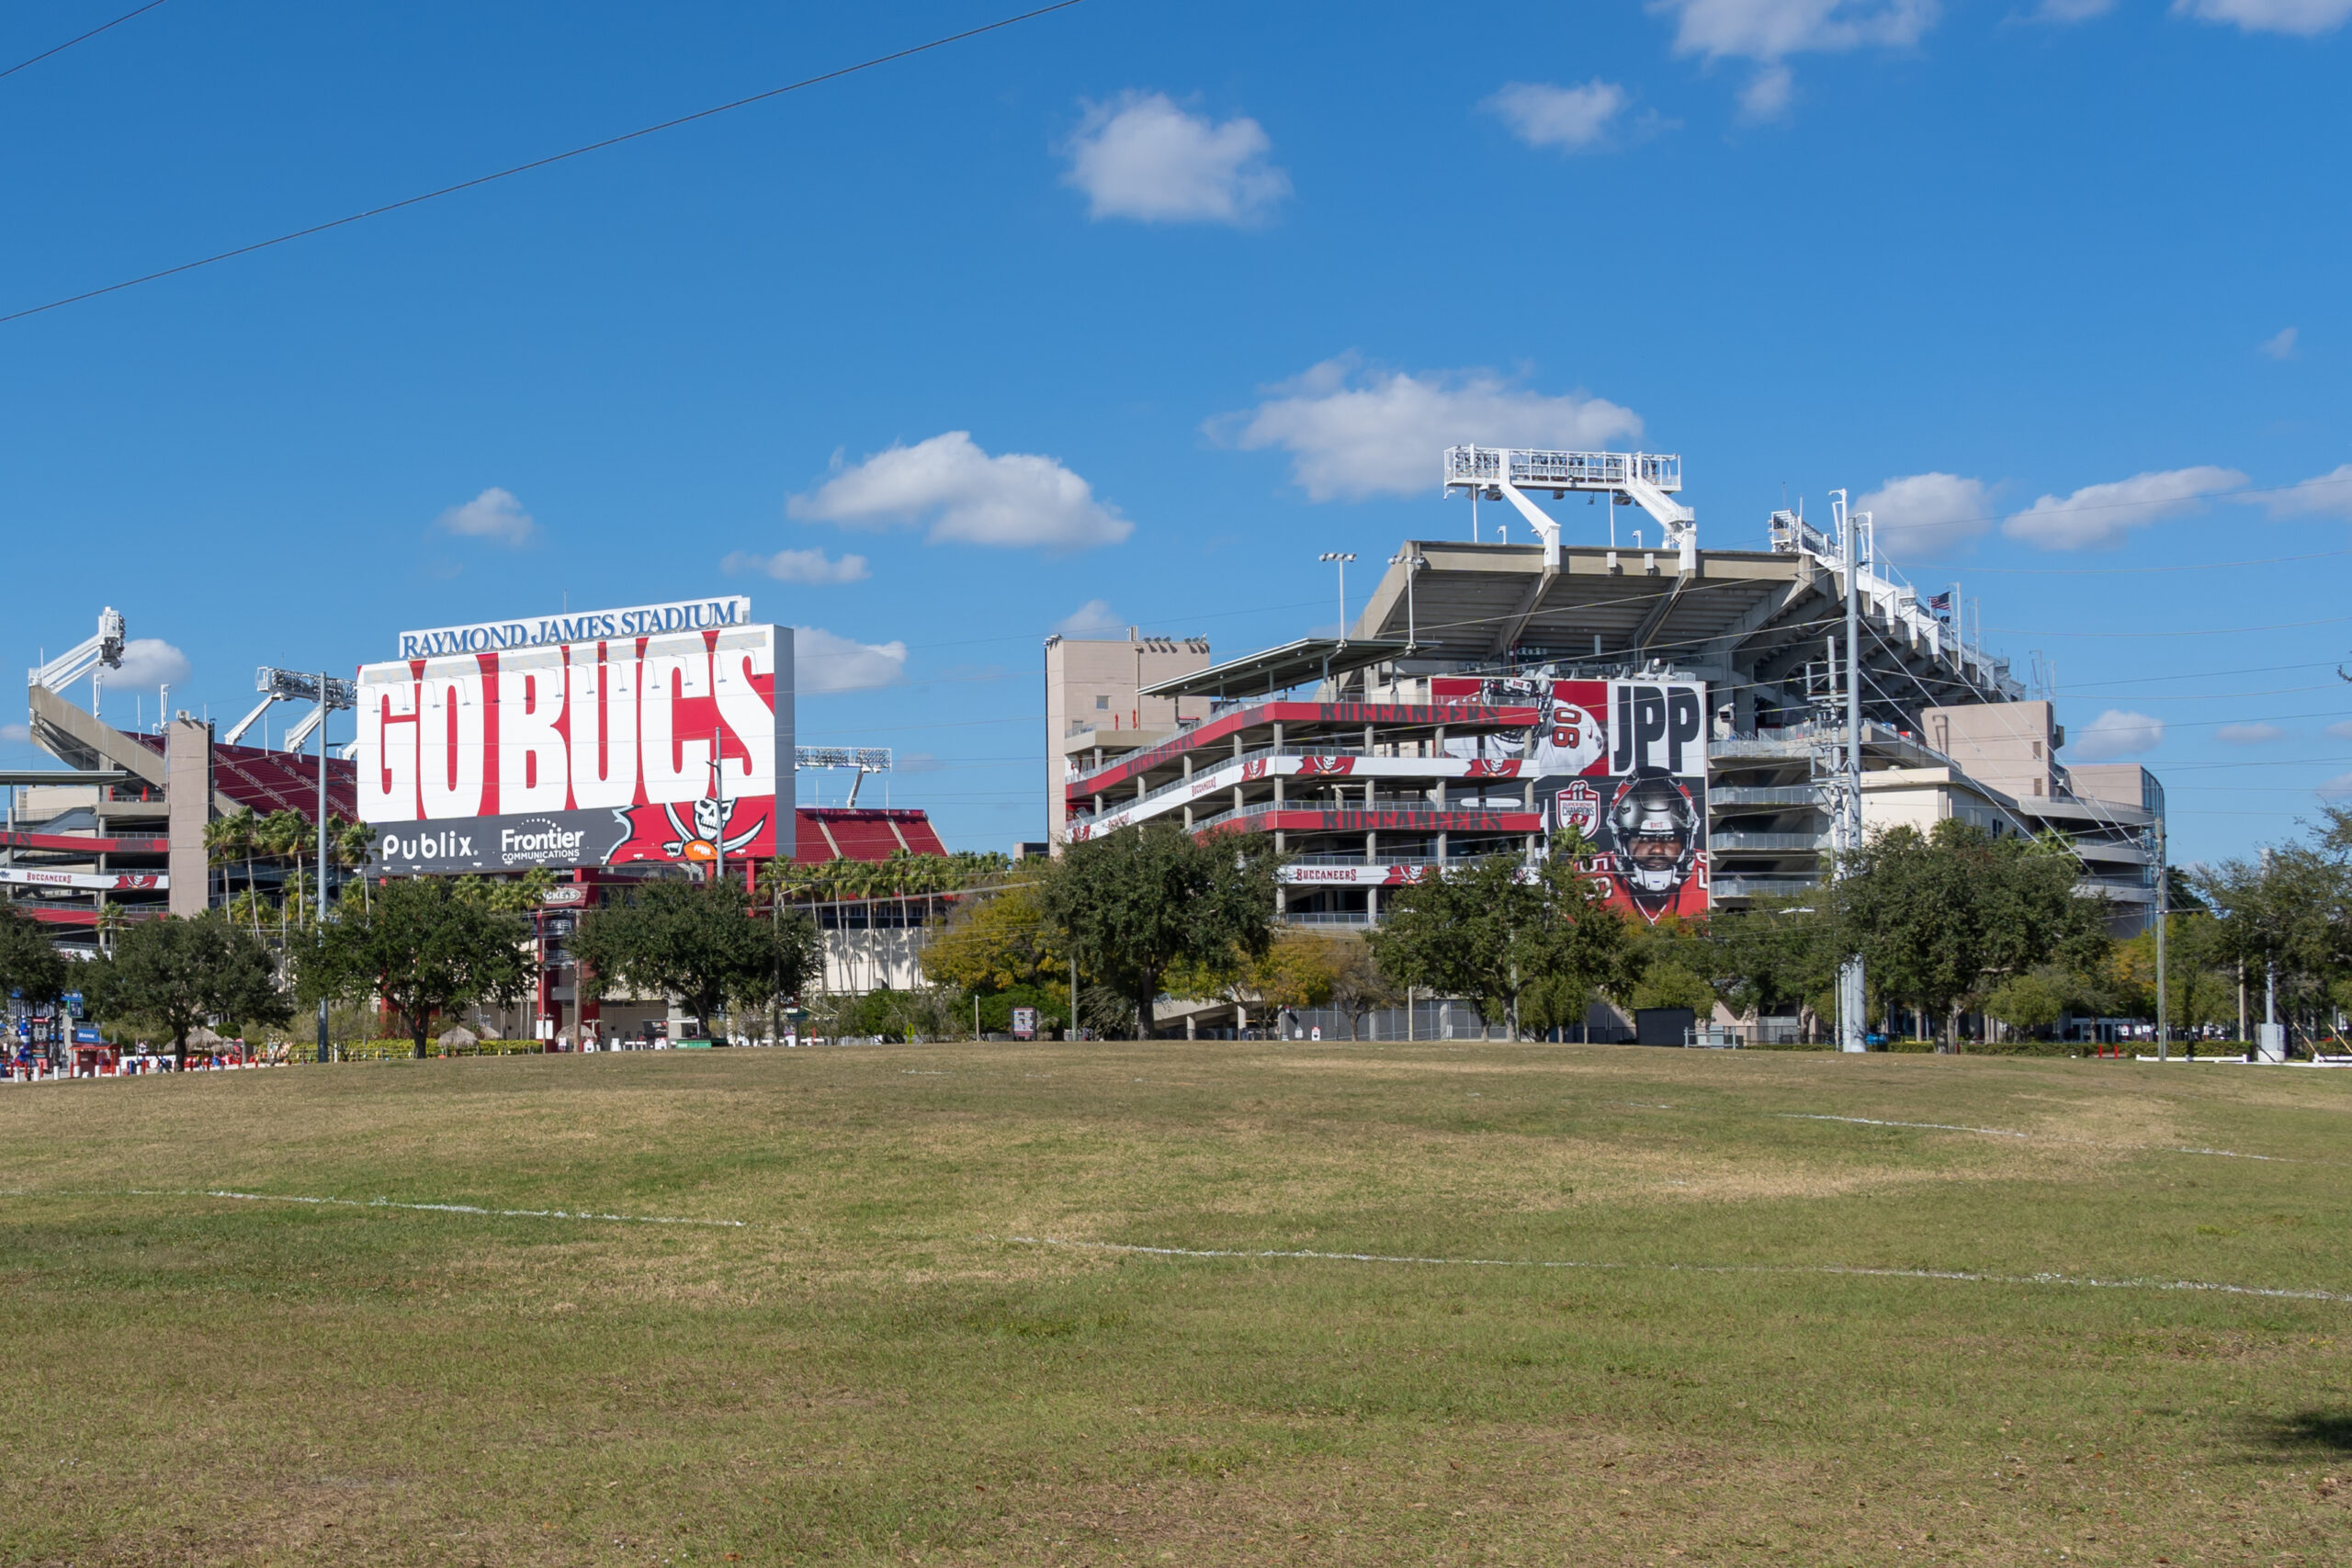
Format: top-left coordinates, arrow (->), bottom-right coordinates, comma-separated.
1927,591 -> 1952,615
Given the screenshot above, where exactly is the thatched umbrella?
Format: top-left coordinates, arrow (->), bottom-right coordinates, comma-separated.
436,1025 -> 479,1054
184,1025 -> 225,1049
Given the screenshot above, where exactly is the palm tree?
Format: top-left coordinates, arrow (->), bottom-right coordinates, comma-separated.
95,899 -> 128,959
255,810 -> 311,944
330,817 -> 377,914
203,809 -> 264,929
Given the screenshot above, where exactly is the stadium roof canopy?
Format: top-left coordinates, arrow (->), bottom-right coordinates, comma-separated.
1351,540 -> 2018,715
1138,637 -> 1413,700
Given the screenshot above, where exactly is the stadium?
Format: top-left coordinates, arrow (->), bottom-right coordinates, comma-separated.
1050,446 -> 2161,948
5,446 -> 2168,1050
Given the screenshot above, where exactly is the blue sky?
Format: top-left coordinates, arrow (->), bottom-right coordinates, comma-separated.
3,0 -> 2346,866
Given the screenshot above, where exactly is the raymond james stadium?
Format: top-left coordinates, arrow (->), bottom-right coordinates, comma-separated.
7,446 -> 2161,1049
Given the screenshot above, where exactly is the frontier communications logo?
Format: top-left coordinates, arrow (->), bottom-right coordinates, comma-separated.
500,819 -> 587,866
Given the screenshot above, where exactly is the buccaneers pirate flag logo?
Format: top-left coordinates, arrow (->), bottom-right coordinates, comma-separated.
605,795 -> 767,867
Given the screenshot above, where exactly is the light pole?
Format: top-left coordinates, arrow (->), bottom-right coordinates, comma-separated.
1319,551 -> 1356,643
256,667 -> 356,1062
706,727 -> 729,887
1387,549 -> 1426,649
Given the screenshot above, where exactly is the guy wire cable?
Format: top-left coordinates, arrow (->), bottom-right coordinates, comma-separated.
0,0 -> 1096,325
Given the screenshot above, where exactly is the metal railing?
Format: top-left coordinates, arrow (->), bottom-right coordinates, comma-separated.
1707,784 -> 1821,808
1710,831 -> 1830,853
1443,446 -> 1681,493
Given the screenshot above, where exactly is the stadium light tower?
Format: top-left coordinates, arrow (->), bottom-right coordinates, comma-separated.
1387,549 -> 1426,649
29,608 -> 127,716
1442,447 -> 1696,572
1319,552 -> 1356,643
793,747 -> 892,807
257,667 -> 356,1063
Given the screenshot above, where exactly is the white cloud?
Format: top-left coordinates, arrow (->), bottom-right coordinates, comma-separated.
791,626 -> 907,694
1736,63 -> 1796,120
2030,0 -> 2117,20
789,432 -> 1132,551
1214,356 -> 1642,502
2322,772 -> 2352,799
1484,81 -> 1631,152
2174,0 -> 2352,35
2252,463 -> 2352,522
2259,326 -> 2300,360
435,486 -> 536,547
108,638 -> 191,695
1657,0 -> 1940,56
1054,599 -> 1123,636
0,722 -> 28,744
722,547 -> 870,584
2326,719 -> 2352,741
2216,722 -> 2288,744
2069,709 -> 2165,761
1652,0 -> 1939,114
1854,472 -> 1993,556
1059,92 -> 1290,225
2000,465 -> 2247,549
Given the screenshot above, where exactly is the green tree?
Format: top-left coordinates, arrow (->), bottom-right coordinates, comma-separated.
1166,929 -> 1345,1037
298,875 -> 536,1058
0,908 -> 69,1017
1611,917 -> 1720,1017
1373,832 -> 1631,1040
1983,970 -> 2064,1036
1033,821 -> 1280,1037
1704,894 -> 1833,1025
1832,819 -> 2110,1051
571,877 -> 821,1043
88,911 -> 289,1066
1323,935 -> 1401,1041
2199,806 -> 2352,1046
921,885 -> 1066,996
2114,908 -> 2237,1040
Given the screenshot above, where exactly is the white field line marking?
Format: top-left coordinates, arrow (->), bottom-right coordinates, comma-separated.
0,1188 -> 746,1227
1006,1236 -> 2352,1304
1781,1112 -> 2295,1163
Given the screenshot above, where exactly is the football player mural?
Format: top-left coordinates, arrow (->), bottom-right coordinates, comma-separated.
1432,674 -> 1709,923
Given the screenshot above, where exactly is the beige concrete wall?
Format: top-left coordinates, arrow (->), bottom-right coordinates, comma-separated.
1861,766 -> 2020,839
165,718 -> 212,917
819,926 -> 930,994
1920,700 -> 2059,801
2065,763 -> 2157,814
1045,632 -> 1210,843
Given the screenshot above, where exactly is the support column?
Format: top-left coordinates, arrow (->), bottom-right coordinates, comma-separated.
165,716 -> 212,918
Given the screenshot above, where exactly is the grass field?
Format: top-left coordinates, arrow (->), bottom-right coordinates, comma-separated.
4,1043 -> 2348,1566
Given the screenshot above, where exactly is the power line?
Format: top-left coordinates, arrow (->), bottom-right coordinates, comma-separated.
0,0 -> 170,82
1962,546 -> 2352,575
1985,613 -> 2352,639
2057,660 -> 2350,691
0,0 -> 1094,326
1843,471 -> 2352,542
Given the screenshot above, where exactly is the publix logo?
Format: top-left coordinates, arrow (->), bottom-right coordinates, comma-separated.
379,830 -> 476,863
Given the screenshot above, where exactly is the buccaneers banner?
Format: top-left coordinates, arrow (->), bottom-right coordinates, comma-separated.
1431,676 -> 1709,923
356,625 -> 793,874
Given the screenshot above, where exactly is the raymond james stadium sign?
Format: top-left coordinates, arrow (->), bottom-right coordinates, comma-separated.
394,597 -> 753,659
